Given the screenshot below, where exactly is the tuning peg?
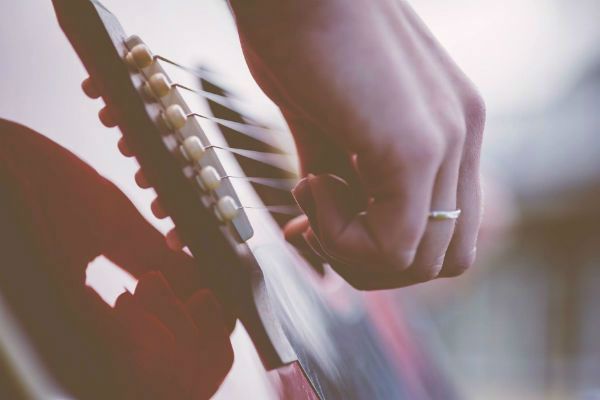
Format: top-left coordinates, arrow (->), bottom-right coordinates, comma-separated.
98,107 -> 117,127
117,137 -> 133,157
197,166 -> 221,191
181,136 -> 204,162
144,73 -> 171,99
162,104 -> 187,131
215,196 -> 239,222
81,77 -> 100,99
151,198 -> 168,219
166,229 -> 183,251
125,44 -> 153,69
134,169 -> 150,188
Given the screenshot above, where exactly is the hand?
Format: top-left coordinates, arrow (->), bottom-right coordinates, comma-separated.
0,119 -> 233,399
229,0 -> 486,289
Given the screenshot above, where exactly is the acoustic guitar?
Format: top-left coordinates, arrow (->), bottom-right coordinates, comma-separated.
47,1 -> 458,398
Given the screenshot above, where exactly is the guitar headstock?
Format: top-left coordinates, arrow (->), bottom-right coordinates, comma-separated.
52,0 -> 260,307
121,34 -> 254,241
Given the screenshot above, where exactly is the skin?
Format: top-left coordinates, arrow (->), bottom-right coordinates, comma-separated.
0,119 -> 233,399
228,0 -> 486,289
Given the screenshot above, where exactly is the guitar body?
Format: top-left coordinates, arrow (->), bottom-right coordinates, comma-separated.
50,1 -> 457,399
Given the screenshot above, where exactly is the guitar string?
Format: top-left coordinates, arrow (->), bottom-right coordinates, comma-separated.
155,54 -> 291,142
154,54 -> 302,214
172,83 -> 243,110
158,55 -> 290,142
240,205 -> 300,216
186,113 -> 294,151
201,144 -> 297,174
154,55 -> 232,91
225,176 -> 298,191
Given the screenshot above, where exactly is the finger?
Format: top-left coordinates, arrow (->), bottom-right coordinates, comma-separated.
134,271 -> 198,344
298,174 -> 375,263
185,290 -> 234,398
113,291 -> 181,399
186,289 -> 232,334
408,126 -> 463,281
283,214 -> 309,243
308,158 -> 437,269
0,120 -> 205,302
440,122 -> 484,277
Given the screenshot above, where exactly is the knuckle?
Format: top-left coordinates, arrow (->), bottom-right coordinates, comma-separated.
435,100 -> 466,150
401,132 -> 443,167
443,114 -> 466,150
463,88 -> 487,134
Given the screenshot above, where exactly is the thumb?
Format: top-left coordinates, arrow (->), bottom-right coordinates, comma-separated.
306,174 -> 378,263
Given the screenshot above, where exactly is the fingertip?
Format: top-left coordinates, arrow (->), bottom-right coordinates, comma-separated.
392,249 -> 417,271
135,271 -> 172,299
283,215 -> 309,241
440,247 -> 477,277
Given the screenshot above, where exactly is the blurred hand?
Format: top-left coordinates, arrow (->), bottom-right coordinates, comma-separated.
0,119 -> 233,399
229,0 -> 486,289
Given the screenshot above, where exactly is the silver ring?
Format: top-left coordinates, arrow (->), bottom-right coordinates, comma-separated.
429,209 -> 461,220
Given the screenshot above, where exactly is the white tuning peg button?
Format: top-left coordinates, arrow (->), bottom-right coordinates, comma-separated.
126,44 -> 153,69
162,104 -> 187,130
181,136 -> 204,162
197,166 -> 221,191
145,73 -> 170,98
216,196 -> 239,222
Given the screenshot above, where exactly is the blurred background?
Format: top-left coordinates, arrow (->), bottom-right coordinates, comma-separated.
1,0 -> 599,398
